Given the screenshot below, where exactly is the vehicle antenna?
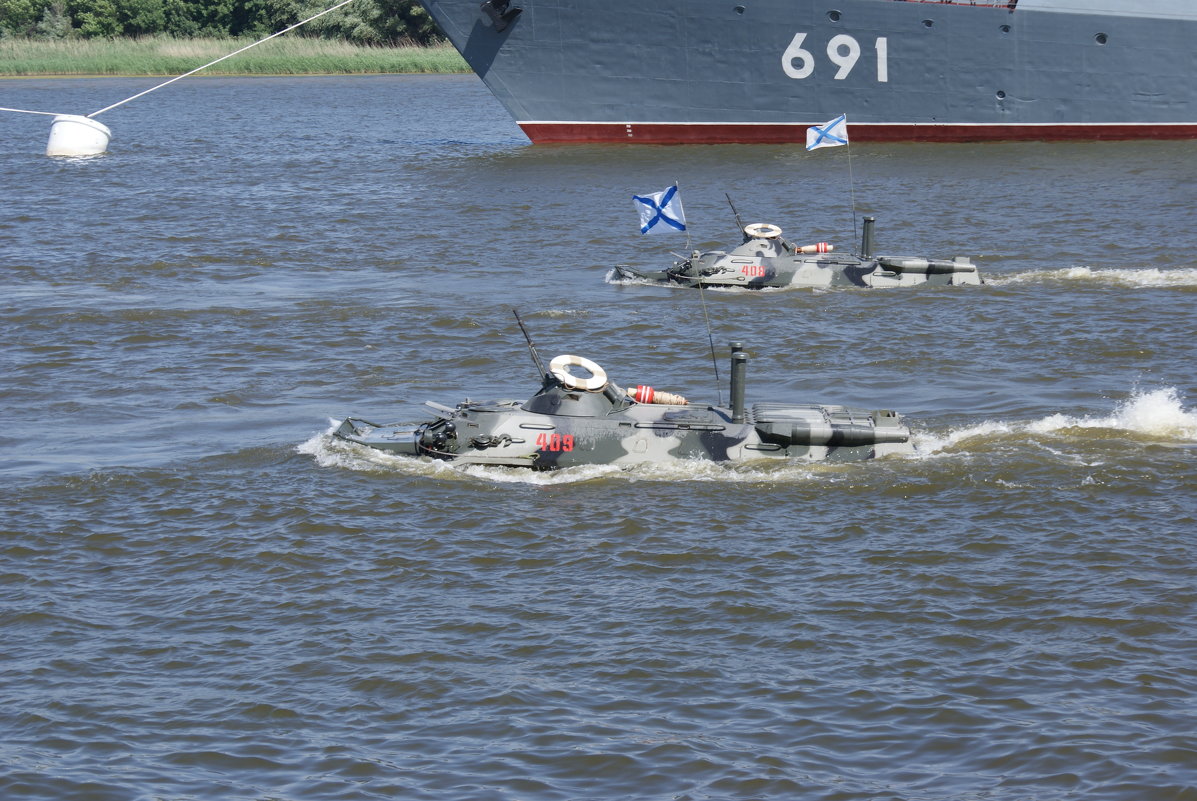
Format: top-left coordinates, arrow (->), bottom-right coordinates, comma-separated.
512,309 -> 548,381
725,193 -> 746,237
697,283 -> 722,405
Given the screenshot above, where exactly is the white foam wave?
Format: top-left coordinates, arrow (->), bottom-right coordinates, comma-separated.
910,420 -> 1014,456
704,283 -> 790,294
990,266 -> 1197,289
297,420 -> 832,485
296,419 -> 416,471
454,458 -> 825,486
604,267 -> 683,289
913,387 -> 1197,457
604,268 -> 798,293
1028,387 -> 1197,439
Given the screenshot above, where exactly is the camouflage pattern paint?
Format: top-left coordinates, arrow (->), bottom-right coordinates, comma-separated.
615,222 -> 981,289
334,349 -> 913,469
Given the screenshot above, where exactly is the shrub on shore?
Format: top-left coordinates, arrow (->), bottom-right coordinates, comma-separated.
0,0 -> 440,45
0,36 -> 468,75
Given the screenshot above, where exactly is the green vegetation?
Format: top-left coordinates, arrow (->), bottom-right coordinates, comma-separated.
0,0 -> 439,43
0,0 -> 464,76
0,35 -> 467,75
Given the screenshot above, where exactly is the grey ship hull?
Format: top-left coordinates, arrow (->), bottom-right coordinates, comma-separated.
419,0 -> 1197,143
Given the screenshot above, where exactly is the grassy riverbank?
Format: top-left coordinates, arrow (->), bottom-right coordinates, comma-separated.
0,37 -> 468,76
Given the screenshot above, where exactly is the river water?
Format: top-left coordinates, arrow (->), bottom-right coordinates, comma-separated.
2,75 -> 1195,800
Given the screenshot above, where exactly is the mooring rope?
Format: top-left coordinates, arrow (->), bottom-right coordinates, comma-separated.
0,0 -> 356,121
88,0 -> 357,117
0,106 -> 73,117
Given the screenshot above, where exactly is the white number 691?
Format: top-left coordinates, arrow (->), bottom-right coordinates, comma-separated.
781,32 -> 889,83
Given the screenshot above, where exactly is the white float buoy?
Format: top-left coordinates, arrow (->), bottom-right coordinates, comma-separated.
46,114 -> 111,157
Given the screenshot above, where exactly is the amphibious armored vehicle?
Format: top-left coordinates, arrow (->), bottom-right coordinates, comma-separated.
614,216 -> 980,289
333,315 -> 913,470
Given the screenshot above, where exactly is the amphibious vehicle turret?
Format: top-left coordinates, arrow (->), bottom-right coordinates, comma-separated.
614,215 -> 981,290
333,315 -> 913,470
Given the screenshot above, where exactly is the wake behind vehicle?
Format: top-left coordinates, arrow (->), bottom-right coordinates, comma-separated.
614,216 -> 981,290
333,314 -> 913,470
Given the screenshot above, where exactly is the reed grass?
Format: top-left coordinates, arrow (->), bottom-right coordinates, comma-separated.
0,36 -> 469,76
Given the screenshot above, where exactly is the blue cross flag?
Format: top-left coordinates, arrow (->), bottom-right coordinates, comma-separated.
633,184 -> 686,234
806,113 -> 849,151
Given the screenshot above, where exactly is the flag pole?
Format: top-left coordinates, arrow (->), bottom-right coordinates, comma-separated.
846,139 -> 858,249
697,279 -> 721,405
677,178 -> 719,401
677,178 -> 692,254
632,181 -> 718,396
807,114 -> 857,253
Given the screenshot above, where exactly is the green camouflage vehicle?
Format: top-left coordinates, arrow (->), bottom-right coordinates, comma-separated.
615,216 -> 980,289
333,316 -> 913,470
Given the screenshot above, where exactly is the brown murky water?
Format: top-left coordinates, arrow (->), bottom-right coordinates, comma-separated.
2,75 -> 1195,800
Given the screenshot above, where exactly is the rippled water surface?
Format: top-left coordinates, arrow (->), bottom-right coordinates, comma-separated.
2,75 -> 1196,800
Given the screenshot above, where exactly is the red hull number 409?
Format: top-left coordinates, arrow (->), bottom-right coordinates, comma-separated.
536,432 -> 575,452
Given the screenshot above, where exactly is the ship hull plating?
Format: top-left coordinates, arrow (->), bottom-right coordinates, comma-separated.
420,0 -> 1197,144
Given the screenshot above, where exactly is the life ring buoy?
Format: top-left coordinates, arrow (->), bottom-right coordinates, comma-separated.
744,223 -> 783,239
549,354 -> 608,391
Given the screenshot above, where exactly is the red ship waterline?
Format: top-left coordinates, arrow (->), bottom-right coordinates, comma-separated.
419,0 -> 1197,145
520,122 -> 1197,145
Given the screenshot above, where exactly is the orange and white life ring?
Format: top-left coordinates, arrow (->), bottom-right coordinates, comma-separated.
549,354 -> 608,391
744,223 -> 783,239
